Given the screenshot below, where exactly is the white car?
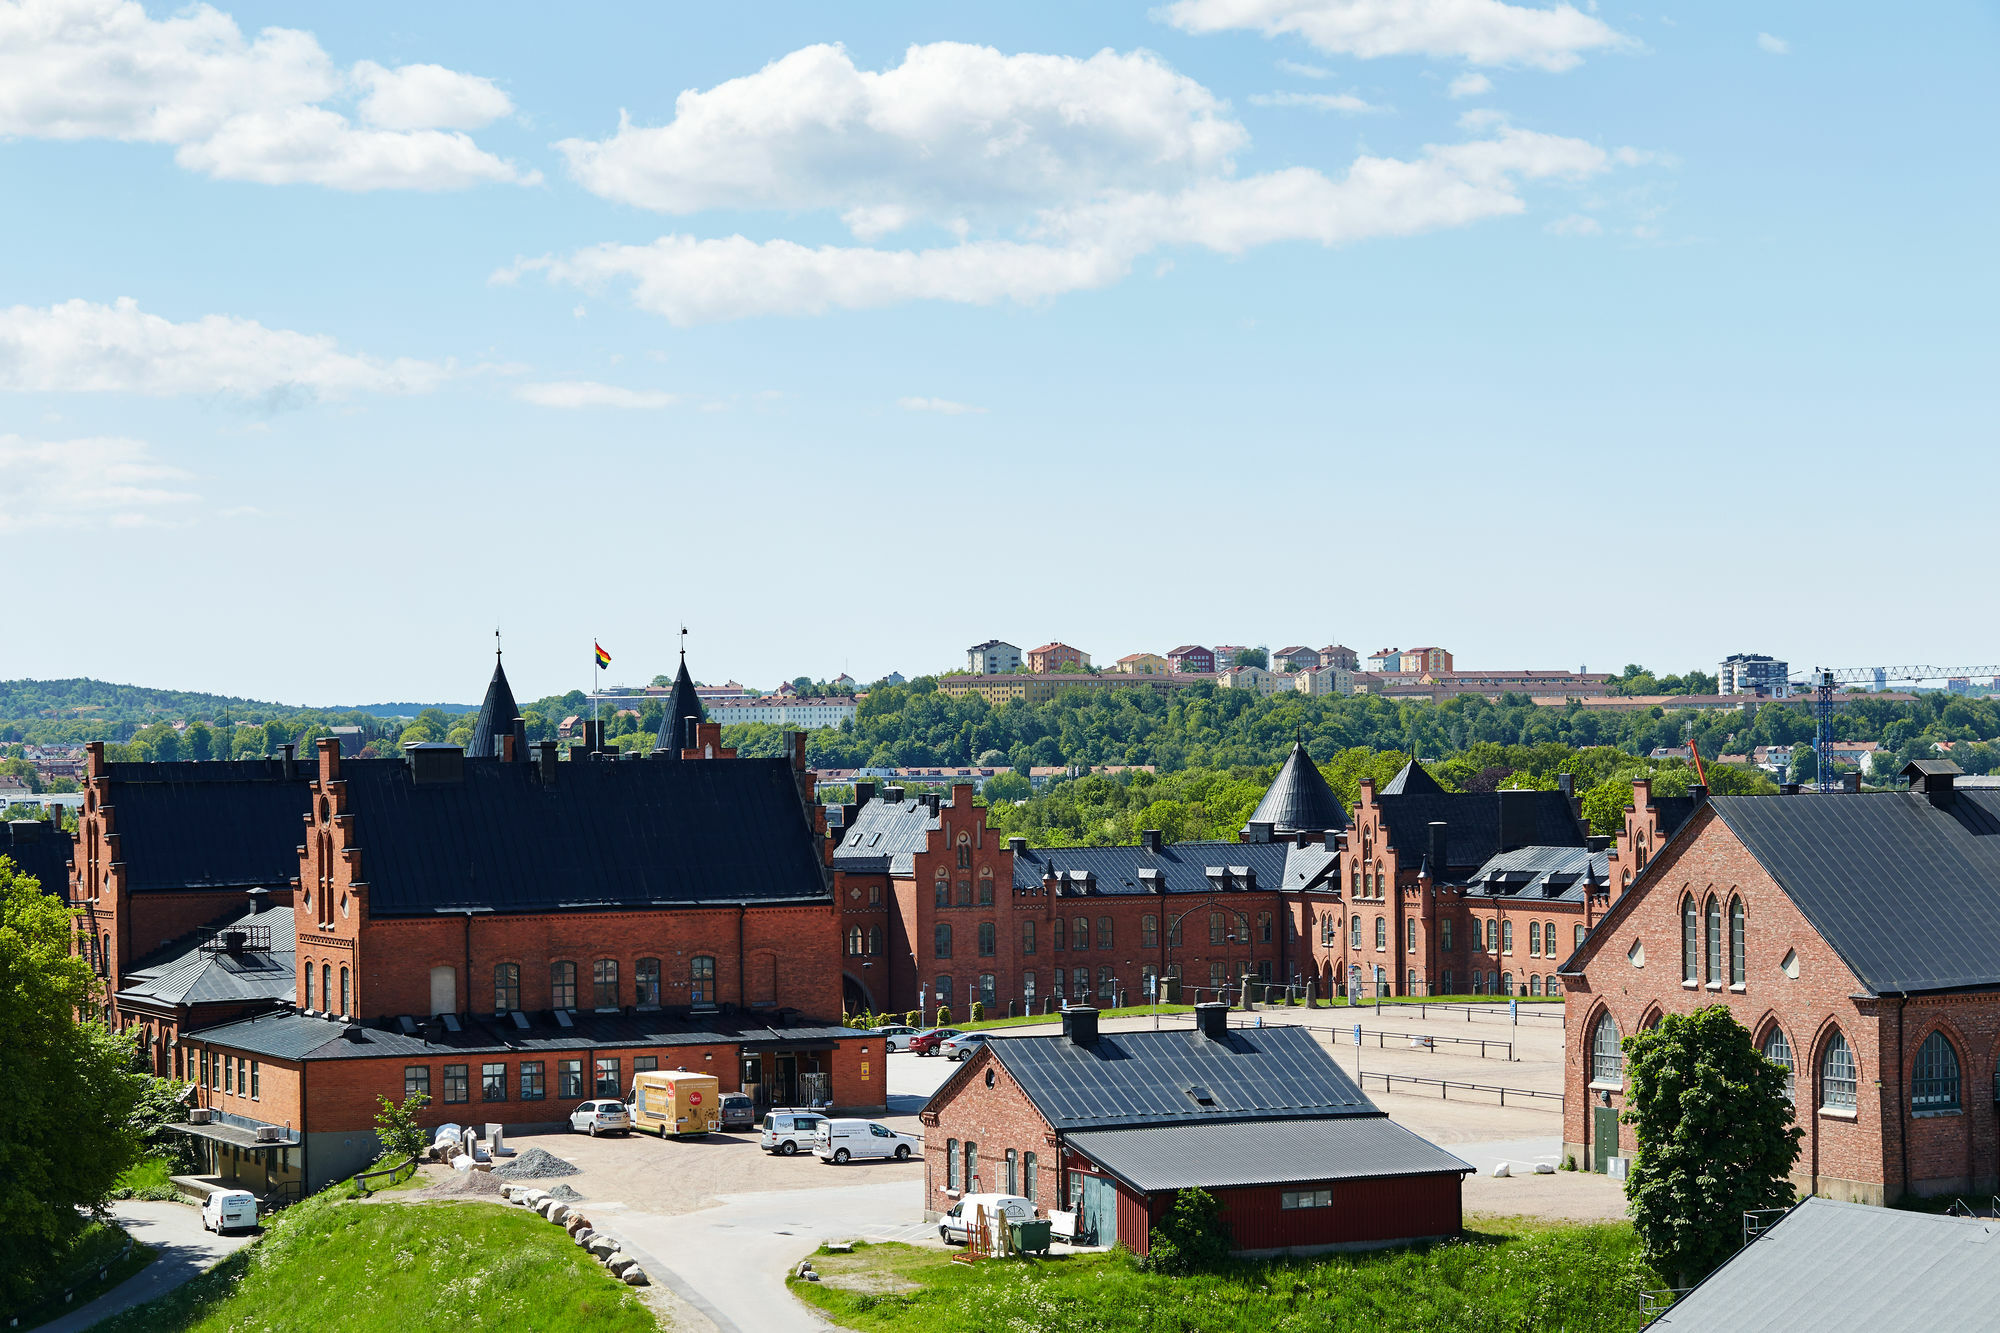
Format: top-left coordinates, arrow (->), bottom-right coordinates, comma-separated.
871,1024 -> 920,1051
569,1099 -> 632,1136
941,1031 -> 991,1061
812,1118 -> 921,1164
938,1193 -> 1035,1244
760,1108 -> 827,1156
201,1189 -> 258,1234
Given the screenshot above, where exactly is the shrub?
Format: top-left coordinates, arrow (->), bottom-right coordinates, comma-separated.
1144,1187 -> 1233,1275
906,1010 -> 920,1028
936,1005 -> 952,1026
969,1001 -> 985,1021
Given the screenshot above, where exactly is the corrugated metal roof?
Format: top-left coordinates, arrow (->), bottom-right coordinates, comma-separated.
1011,841 -> 1295,896
984,1026 -> 1375,1130
1652,1197 -> 2000,1331
1711,790 -> 2000,992
101,761 -> 311,892
118,904 -> 297,1007
830,797 -> 938,876
1067,1116 -> 1472,1192
1457,845 -> 1608,904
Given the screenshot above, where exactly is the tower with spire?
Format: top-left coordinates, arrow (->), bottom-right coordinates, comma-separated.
654,628 -> 707,757
1244,738 -> 1350,836
466,632 -> 521,760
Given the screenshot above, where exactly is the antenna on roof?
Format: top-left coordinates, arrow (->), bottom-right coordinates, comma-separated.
680,624 -> 688,663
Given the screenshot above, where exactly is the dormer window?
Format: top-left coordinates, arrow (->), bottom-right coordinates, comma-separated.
1185,1085 -> 1215,1107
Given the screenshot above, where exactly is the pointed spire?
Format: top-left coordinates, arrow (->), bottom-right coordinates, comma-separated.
653,654 -> 706,756
1246,740 -> 1349,835
1380,759 -> 1446,797
466,647 -> 520,759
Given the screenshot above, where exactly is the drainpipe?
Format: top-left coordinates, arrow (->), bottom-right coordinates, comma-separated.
462,909 -> 475,1015
1896,995 -> 1908,1202
737,905 -> 747,1008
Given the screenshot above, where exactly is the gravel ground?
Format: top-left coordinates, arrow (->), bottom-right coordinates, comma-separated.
545,1183 -> 585,1202
410,1169 -> 507,1200
491,1146 -> 581,1180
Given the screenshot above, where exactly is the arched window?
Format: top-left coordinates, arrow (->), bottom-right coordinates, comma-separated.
1681,895 -> 1698,983
957,834 -> 971,870
1575,923 -> 1587,952
1210,912 -> 1225,945
979,974 -> 997,1006
303,961 -> 313,1010
1821,1031 -> 1857,1110
1097,917 -> 1112,949
934,924 -> 953,959
1053,917 -> 1066,951
1501,920 -> 1514,954
1705,896 -> 1722,984
868,927 -> 884,956
636,957 -> 661,1007
1374,917 -> 1386,949
979,867 -> 993,907
1141,914 -> 1158,948
1406,919 -> 1416,953
1485,919 -> 1498,953
846,926 -> 865,956
1762,1027 -> 1794,1103
1441,969 -> 1454,994
1529,921 -> 1542,956
322,963 -> 332,1013
493,963 -> 519,1013
592,959 -> 618,1009
690,955 -> 715,1004
339,966 -> 350,1015
936,975 -> 954,1005
1545,922 -> 1557,958
1076,916 -> 1092,949
1529,974 -> 1541,996
1635,833 -> 1648,871
1729,897 -> 1745,986
550,961 -> 576,1010
1472,971 -> 1484,995
1407,967 -> 1416,994
1546,976 -> 1563,996
1350,914 -> 1361,948
1500,971 -> 1513,995
1913,1031 -> 1962,1112
1591,1012 -> 1623,1084
934,871 -> 948,908
946,1138 -> 960,1190
979,922 -> 997,957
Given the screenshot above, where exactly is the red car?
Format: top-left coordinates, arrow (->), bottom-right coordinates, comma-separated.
909,1027 -> 963,1056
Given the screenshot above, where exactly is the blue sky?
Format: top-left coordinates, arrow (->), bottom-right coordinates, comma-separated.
2,1 -> 1994,705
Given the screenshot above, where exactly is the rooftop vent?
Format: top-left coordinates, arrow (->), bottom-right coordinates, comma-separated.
1244,820 -> 1275,844
1185,1084 -> 1216,1107
396,1015 -> 418,1035
1195,1002 -> 1230,1042
341,1022 -> 364,1041
1008,836 -> 1028,854
1062,1005 -> 1099,1046
406,743 -> 465,786
1141,828 -> 1163,853
884,785 -> 905,803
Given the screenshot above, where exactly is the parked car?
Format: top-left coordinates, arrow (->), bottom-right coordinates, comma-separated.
200,1189 -> 258,1235
811,1118 -> 922,1164
719,1091 -> 757,1130
569,1099 -> 633,1136
941,1031 -> 991,1061
871,1024 -> 920,1051
938,1193 -> 1035,1245
760,1108 -> 828,1155
909,1027 -> 962,1056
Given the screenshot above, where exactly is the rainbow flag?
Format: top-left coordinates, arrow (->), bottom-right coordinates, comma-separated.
594,642 -> 611,669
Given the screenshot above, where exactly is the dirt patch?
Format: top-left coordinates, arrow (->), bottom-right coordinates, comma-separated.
820,1269 -> 921,1296
409,1169 -> 507,1201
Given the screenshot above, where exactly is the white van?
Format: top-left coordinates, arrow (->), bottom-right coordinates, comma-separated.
201,1189 -> 258,1234
813,1118 -> 921,1164
938,1193 -> 1034,1245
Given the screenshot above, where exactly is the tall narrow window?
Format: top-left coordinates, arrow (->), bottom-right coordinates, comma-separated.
869,927 -> 883,956
494,963 -> 519,1014
964,1142 -> 978,1192
1053,918 -> 1065,952
1097,917 -> 1112,949
551,961 -> 577,1010
1821,1031 -> 1857,1110
979,870 -> 993,907
1762,1027 -> 1794,1103
978,922 -> 996,957
1407,919 -> 1417,953
1591,1012 -> 1623,1084
1705,896 -> 1722,984
1004,1148 -> 1018,1195
980,973 -> 996,1006
1021,920 -> 1037,955
303,962 -> 314,1011
1210,912 -> 1225,946
1681,895 -> 1698,983
1729,897 -> 1745,986
1023,1151 -> 1038,1200
847,925 -> 864,956
934,872 -> 948,908
1486,919 -> 1499,953
1075,917 -> 1091,950
636,957 -> 661,1008
1375,917 -> 1386,950
935,924 -> 953,959
322,963 -> 332,1013
947,1138 -> 960,1190
1350,915 -> 1361,948
1141,915 -> 1158,948
1259,912 -> 1273,943
1442,918 -> 1454,952
1529,922 -> 1542,956
1576,923 -> 1587,951
339,967 -> 350,1015
690,955 -> 715,1004
1913,1032 -> 1962,1112
1501,920 -> 1513,954
593,959 -> 619,1009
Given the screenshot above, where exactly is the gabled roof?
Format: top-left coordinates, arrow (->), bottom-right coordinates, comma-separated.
1650,1197 -> 2000,1331
1367,761 -> 1587,870
1380,760 -> 1446,796
333,754 -> 828,916
974,1025 -> 1376,1131
99,760 -> 312,892
1166,645 -> 1209,657
1706,789 -> 2000,993
1,817 -> 71,897
1456,845 -> 1607,903
118,902 -> 297,1008
1067,1117 -> 1472,1193
831,796 -> 940,875
652,659 -> 707,755
1247,743 -> 1348,833
1012,840 -> 1296,895
466,655 -> 520,759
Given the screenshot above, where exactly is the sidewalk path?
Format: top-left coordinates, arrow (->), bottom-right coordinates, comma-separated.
38,1199 -> 253,1333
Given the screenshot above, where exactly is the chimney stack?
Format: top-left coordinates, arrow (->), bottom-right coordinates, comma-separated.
280,743 -> 296,779
1141,828 -> 1162,853
1062,1005 -> 1099,1046
1195,1002 -> 1229,1042
512,717 -> 528,762
1008,836 -> 1027,854
854,780 -> 876,807
1498,788 -> 1535,851
1427,821 -> 1449,879
1556,773 -> 1574,798
536,740 -> 558,785
1841,772 -> 1861,795
1245,820 -> 1274,844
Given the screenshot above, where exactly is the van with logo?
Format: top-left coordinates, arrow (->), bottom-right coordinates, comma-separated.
630,1070 -> 720,1138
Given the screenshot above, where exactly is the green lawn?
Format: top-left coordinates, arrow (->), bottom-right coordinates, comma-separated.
956,1004 -> 1196,1031
17,1222 -> 154,1332
791,1218 -> 1658,1333
89,1193 -> 655,1333
112,1155 -> 184,1201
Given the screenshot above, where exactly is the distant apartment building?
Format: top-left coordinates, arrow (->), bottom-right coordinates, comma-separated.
967,640 -> 1022,674
1295,665 -> 1357,697
1217,666 -> 1294,697
1273,646 -> 1319,673
1718,653 -> 1791,697
1213,645 -> 1251,669
1026,642 -> 1090,673
1318,645 -> 1360,672
1114,653 -> 1170,675
1367,648 -> 1402,672
1399,647 -> 1454,674
709,695 -> 859,730
938,674 -> 1193,706
1166,645 -> 1216,674
1354,670 -> 1612,703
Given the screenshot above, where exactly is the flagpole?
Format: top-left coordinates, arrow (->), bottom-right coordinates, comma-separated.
593,637 -> 600,741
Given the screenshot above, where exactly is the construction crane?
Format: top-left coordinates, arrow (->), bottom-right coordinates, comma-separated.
1791,666 -> 2000,792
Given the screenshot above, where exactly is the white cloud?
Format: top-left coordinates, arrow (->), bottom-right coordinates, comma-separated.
353,60 -> 511,130
0,435 -> 198,530
898,396 -> 987,415
557,42 -> 1246,225
1248,90 -> 1380,113
1160,0 -> 1626,71
1276,58 -> 1332,77
1757,32 -> 1789,55
1544,212 -> 1601,235
514,381 -> 678,409
0,298 -> 450,401
0,0 -> 532,189
1448,72 -> 1493,97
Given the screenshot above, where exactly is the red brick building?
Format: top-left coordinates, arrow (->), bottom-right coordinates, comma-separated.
1026,642 -> 1089,673
920,1004 -> 1469,1255
1559,762 -> 2000,1204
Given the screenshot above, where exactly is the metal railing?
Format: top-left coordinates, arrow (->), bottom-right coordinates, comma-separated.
1352,1070 -> 1561,1110
352,1157 -> 417,1195
1320,1027 -> 1513,1060
1639,1289 -> 1689,1316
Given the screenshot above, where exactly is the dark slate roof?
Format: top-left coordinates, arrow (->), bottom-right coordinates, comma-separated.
1650,1197 -> 2000,1331
1246,744 -> 1348,833
1371,766 -> 1587,872
1067,1116 -> 1472,1192
466,656 -> 521,759
1380,760 -> 1445,796
185,1006 -> 866,1062
831,796 -> 939,875
653,660 -> 707,755
1,817 -> 72,897
101,760 -> 312,892
336,754 -> 828,915
977,1025 -> 1377,1131
1012,840 -> 1295,896
1709,790 -> 2000,993
118,903 -> 297,1008
1457,845 -> 1608,904
1646,793 -> 1703,843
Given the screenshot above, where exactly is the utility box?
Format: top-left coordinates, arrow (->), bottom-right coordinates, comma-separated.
631,1070 -> 721,1139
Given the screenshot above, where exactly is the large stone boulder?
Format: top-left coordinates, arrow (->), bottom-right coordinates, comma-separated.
547,1203 -> 570,1225
620,1267 -> 649,1286
588,1235 -> 618,1259
574,1228 -> 595,1248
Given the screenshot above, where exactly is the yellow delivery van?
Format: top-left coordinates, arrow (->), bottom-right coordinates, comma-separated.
631,1070 -> 721,1138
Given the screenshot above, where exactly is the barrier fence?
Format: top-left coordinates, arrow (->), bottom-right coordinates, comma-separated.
1352,1070 -> 1562,1110
1319,1026 -> 1514,1060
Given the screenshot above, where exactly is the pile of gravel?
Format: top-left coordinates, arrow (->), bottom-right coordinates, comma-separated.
411,1170 -> 505,1200
545,1183 -> 585,1202
492,1146 -> 580,1181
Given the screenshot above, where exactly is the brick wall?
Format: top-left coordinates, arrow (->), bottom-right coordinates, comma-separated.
920,1044 -> 1061,1218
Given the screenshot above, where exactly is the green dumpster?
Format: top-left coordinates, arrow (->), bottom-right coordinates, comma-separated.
1011,1219 -> 1053,1256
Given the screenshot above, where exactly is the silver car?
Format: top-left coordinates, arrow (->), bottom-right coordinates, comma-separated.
940,1031 -> 991,1061
871,1024 -> 920,1051
569,1098 -> 632,1136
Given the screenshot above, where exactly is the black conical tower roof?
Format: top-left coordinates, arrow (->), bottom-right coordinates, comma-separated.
654,658 -> 707,756
1380,759 -> 1446,796
1247,742 -> 1348,833
466,654 -> 520,759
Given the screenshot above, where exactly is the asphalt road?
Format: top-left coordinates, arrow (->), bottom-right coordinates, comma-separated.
39,1199 -> 254,1333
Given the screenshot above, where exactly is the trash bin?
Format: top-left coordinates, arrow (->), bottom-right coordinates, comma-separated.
1011,1219 -> 1053,1256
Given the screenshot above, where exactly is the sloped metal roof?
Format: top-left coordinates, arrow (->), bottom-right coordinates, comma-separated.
830,797 -> 939,875
466,657 -> 521,759
1,818 -> 71,897
1247,743 -> 1349,833
984,1025 -> 1376,1131
1457,845 -> 1609,904
1369,763 -> 1588,871
1067,1116 -> 1472,1192
1010,840 -> 1295,896
1651,1197 -> 2000,1331
118,903 -> 297,1008
100,761 -> 312,892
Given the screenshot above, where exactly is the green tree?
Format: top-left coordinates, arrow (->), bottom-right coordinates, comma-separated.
0,857 -> 144,1308
1,756 -> 43,793
982,772 -> 1031,804
1231,647 -> 1268,669
183,720 -> 215,761
372,1090 -> 432,1166
1623,1005 -> 1802,1288
1145,1186 -> 1233,1274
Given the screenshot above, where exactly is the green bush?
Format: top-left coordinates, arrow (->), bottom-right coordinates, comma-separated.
969,1001 -> 985,1022
906,1010 -> 920,1028
936,1005 -> 952,1026
1145,1187 -> 1233,1275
